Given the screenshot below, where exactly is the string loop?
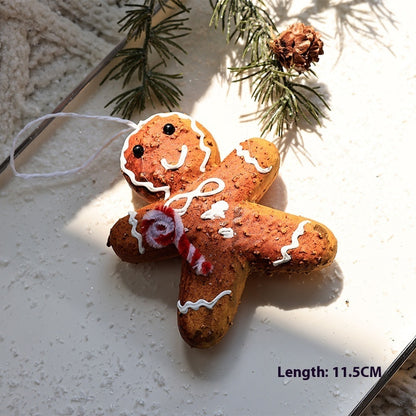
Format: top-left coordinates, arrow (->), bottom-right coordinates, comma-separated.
9,112 -> 138,179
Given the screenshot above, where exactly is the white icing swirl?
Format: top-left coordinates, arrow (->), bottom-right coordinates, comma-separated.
273,220 -> 310,266
161,145 -> 188,170
200,200 -> 229,220
128,211 -> 145,254
164,178 -> 225,216
236,144 -> 272,174
177,290 -> 232,314
218,227 -> 235,238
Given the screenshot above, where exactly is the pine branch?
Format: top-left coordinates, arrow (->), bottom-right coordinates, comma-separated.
150,10 -> 191,65
210,0 -> 275,61
210,1 -> 329,137
231,56 -> 329,137
103,0 -> 329,138
101,48 -> 146,86
102,0 -> 190,119
119,4 -> 152,40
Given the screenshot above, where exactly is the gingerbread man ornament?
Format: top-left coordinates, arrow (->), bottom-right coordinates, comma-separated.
108,112 -> 337,348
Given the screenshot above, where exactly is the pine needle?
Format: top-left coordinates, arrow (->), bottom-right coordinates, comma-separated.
102,0 -> 190,118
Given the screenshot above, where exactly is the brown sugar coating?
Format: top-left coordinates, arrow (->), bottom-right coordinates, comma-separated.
108,112 -> 337,348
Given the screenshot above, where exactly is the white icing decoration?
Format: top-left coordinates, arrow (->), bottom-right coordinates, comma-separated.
236,144 -> 272,174
120,112 -> 212,198
218,227 -> 235,238
154,112 -> 211,171
272,220 -> 310,266
128,211 -> 145,254
194,124 -> 211,173
200,200 -> 229,220
164,178 -> 225,216
177,290 -> 232,314
120,134 -> 171,200
161,145 -> 188,170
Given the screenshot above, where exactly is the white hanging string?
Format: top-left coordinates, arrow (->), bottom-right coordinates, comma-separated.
9,112 -> 139,179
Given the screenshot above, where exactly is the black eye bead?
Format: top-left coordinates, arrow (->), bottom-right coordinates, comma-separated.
132,144 -> 144,159
163,123 -> 175,135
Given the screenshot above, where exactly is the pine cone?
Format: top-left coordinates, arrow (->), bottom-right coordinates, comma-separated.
269,22 -> 324,73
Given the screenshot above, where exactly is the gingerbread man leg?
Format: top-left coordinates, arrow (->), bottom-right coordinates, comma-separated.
177,254 -> 249,348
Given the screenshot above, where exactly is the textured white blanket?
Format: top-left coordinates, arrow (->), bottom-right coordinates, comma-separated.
0,0 -> 125,160
362,353 -> 416,415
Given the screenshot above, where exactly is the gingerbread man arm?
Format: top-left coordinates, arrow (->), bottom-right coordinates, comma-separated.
211,138 -> 280,203
107,205 -> 177,264
232,201 -> 337,273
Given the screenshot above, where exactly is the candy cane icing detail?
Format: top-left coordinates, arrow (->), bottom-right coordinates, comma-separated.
273,220 -> 310,266
164,178 -> 225,216
236,144 -> 272,174
200,200 -> 229,220
128,211 -> 145,254
120,135 -> 171,199
177,290 -> 232,314
141,205 -> 213,276
161,145 -> 188,170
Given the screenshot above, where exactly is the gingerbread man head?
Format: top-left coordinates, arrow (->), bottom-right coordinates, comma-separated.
120,112 -> 221,202
108,113 -> 337,348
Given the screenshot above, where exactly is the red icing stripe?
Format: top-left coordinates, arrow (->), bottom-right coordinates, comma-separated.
177,233 -> 190,258
140,219 -> 152,235
200,261 -> 213,276
162,205 -> 175,217
155,231 -> 174,246
191,249 -> 202,265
